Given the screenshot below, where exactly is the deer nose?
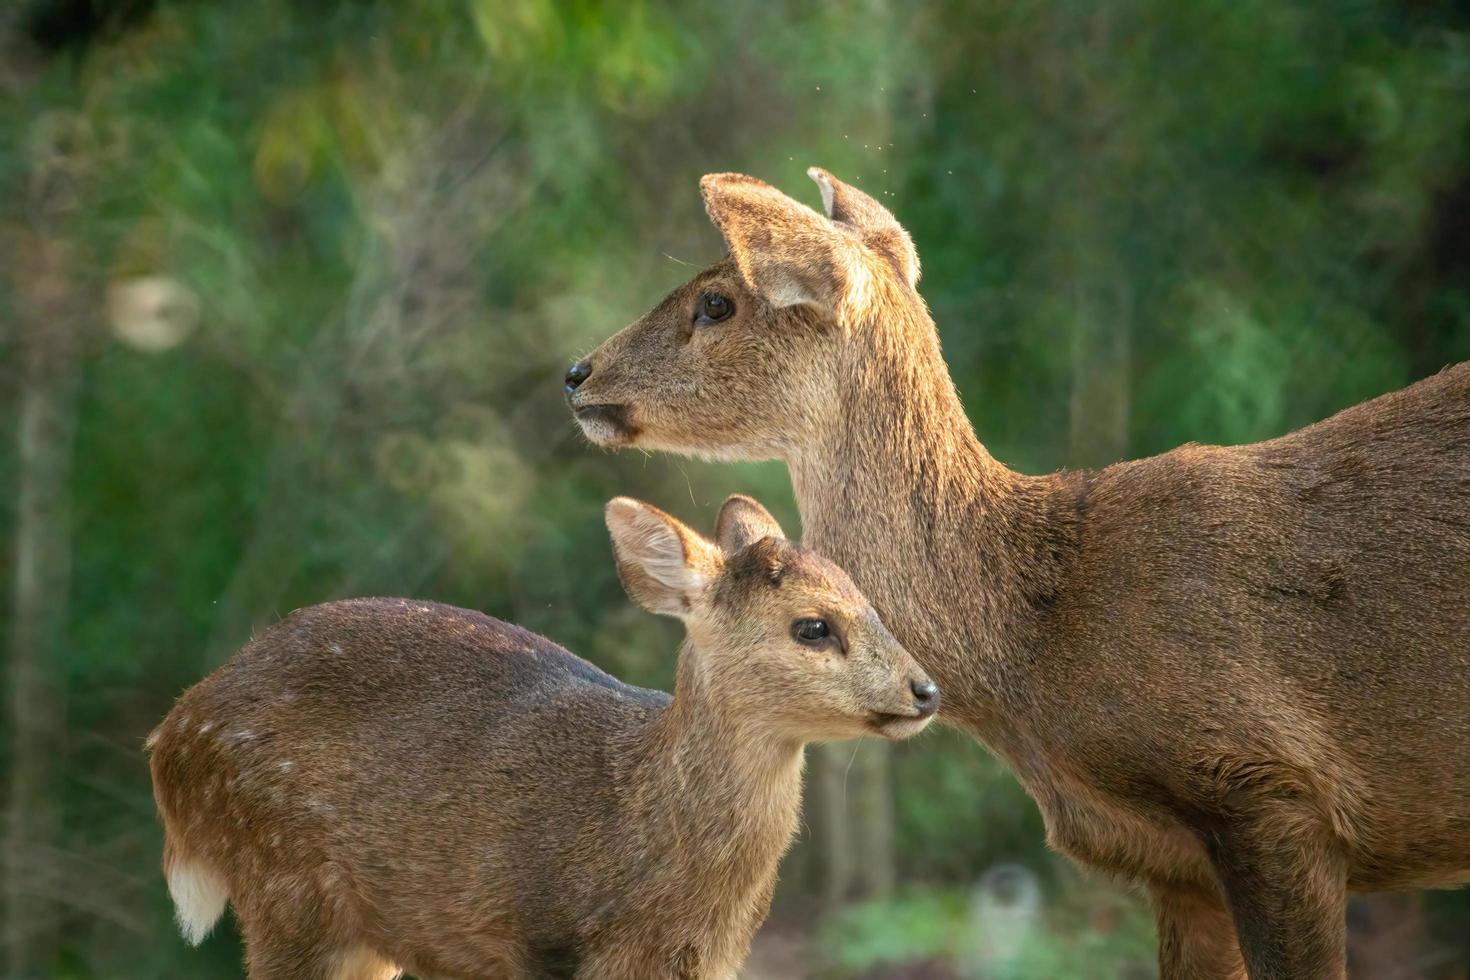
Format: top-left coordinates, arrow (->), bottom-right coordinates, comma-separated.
564,359 -> 592,394
911,679 -> 939,716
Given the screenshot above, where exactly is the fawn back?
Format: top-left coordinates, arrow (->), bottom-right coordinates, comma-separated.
566,168 -> 1470,978
149,493 -> 934,979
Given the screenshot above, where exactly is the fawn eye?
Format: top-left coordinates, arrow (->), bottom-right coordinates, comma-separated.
792,618 -> 831,645
694,293 -> 734,325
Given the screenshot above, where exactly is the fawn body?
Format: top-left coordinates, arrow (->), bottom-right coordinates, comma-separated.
149,495 -> 936,979
567,168 -> 1470,979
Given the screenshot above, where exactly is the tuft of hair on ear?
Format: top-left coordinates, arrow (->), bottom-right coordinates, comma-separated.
604,497 -> 722,618
806,166 -> 919,287
699,171 -> 857,312
715,494 -> 786,554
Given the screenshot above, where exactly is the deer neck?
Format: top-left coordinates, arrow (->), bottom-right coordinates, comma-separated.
787,309 -> 1070,733
631,646 -> 805,899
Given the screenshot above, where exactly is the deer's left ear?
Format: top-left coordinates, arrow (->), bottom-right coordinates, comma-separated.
808,167 -> 919,288
701,172 -> 865,314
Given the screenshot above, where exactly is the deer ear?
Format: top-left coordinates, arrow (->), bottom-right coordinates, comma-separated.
605,498 -> 722,618
715,494 -> 786,554
701,172 -> 861,313
807,167 -> 919,287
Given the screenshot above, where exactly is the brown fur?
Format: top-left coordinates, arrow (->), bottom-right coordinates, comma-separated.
568,168 -> 1470,980
147,495 -> 935,979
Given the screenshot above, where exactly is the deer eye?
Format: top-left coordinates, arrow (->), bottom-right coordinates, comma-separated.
792,618 -> 830,645
694,292 -> 734,325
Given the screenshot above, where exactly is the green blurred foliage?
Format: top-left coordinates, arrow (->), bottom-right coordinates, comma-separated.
2,0 -> 1468,975
818,871 -> 1157,979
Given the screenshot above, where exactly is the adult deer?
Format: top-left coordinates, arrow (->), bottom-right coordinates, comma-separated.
149,495 -> 936,979
565,168 -> 1470,979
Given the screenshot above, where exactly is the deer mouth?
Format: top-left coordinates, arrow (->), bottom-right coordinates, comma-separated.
867,711 -> 933,740
573,404 -> 638,447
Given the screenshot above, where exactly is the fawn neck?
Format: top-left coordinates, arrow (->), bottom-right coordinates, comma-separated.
787,303 -> 1070,734
632,643 -> 805,885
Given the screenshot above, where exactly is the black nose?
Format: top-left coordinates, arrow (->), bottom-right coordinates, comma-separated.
564,359 -> 592,394
911,679 -> 939,715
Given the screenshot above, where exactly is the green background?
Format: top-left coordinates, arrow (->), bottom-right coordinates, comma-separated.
2,0 -> 1468,976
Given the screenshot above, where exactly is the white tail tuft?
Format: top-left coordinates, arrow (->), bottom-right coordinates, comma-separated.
167,859 -> 229,945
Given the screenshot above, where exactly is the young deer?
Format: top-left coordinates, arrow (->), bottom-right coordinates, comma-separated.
566,168 -> 1470,979
148,494 -> 937,979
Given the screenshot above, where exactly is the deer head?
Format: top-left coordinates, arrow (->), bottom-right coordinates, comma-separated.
605,493 -> 937,740
567,168 -> 936,463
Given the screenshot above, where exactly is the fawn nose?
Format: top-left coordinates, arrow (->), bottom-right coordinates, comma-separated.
911,679 -> 939,716
564,359 -> 592,394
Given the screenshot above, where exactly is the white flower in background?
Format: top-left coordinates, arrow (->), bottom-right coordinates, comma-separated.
107,276 -> 201,352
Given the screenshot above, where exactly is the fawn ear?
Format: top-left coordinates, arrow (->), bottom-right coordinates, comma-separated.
807,167 -> 919,287
606,498 -> 722,618
701,172 -> 863,313
715,494 -> 786,554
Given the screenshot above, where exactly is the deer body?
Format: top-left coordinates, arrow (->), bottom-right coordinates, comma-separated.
567,169 -> 1470,979
798,351 -> 1470,892
150,497 -> 937,979
795,346 -> 1470,938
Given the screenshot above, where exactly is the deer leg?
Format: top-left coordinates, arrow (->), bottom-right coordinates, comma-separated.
327,945 -> 401,980
241,932 -> 337,980
1150,882 -> 1248,980
1209,815 -> 1347,980
238,900 -> 397,980
243,935 -> 400,980
574,944 -> 715,980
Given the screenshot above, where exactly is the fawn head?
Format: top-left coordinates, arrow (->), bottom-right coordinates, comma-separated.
567,168 -> 927,461
604,494 -> 937,740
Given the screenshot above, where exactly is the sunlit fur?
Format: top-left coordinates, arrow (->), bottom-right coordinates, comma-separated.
148,494 -> 933,980
571,260 -> 845,463
573,167 -> 1470,980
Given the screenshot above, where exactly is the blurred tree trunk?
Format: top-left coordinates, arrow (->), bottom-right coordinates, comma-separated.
816,740 -> 896,907
815,748 -> 853,908
4,232 -> 81,978
2,20 -> 83,971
